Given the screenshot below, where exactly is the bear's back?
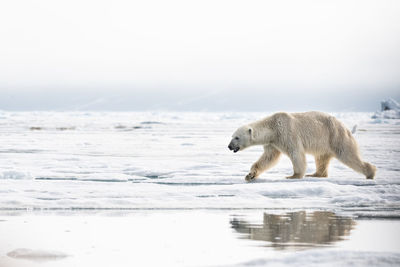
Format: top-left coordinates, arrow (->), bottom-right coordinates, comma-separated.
288,111 -> 340,154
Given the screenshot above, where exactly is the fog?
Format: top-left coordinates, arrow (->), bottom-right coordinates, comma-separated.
0,0 -> 399,111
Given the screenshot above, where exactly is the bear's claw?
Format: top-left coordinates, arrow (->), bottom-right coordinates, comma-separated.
245,172 -> 256,182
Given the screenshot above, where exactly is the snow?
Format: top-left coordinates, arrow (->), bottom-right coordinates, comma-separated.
0,170 -> 32,180
0,111 -> 399,217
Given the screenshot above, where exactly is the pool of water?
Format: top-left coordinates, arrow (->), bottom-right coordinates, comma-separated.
0,210 -> 399,267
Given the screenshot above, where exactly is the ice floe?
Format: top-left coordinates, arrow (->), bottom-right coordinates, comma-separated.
372,98 -> 400,122
0,111 -> 398,217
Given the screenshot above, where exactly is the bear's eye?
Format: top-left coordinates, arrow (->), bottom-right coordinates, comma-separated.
234,137 -> 239,140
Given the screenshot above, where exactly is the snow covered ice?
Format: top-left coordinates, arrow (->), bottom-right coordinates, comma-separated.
0,111 -> 399,216
0,111 -> 399,266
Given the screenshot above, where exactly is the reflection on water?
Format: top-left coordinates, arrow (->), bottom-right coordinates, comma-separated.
231,211 -> 356,250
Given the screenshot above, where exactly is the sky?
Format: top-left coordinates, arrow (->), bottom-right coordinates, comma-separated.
0,0 -> 399,111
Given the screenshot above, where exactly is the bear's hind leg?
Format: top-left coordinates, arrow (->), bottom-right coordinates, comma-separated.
306,154 -> 332,177
287,150 -> 306,179
335,150 -> 376,179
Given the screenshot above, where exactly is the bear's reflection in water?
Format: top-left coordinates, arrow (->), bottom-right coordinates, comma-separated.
231,211 -> 355,250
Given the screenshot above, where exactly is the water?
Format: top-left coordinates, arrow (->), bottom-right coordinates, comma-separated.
0,210 -> 399,267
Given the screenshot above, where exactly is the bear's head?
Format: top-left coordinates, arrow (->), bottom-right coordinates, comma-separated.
228,126 -> 253,153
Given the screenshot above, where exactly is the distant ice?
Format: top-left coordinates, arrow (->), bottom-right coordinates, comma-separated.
372,98 -> 400,121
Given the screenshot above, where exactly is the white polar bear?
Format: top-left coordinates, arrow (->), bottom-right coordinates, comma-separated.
228,111 -> 376,181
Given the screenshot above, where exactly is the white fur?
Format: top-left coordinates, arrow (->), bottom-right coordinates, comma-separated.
229,111 -> 376,181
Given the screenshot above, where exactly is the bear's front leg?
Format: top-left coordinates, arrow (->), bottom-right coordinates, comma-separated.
245,146 -> 281,182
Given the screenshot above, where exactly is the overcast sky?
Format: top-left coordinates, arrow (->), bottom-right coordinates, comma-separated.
0,0 -> 399,111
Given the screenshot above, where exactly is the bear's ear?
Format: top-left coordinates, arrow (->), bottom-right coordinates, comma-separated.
248,127 -> 253,138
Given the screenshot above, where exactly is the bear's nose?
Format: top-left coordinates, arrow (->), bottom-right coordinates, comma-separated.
228,144 -> 233,150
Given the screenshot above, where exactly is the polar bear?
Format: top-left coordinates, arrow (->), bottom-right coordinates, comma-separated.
228,111 -> 376,181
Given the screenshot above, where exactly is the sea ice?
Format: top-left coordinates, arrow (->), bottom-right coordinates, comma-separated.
372,98 -> 400,121
0,110 -> 399,267
0,111 -> 398,217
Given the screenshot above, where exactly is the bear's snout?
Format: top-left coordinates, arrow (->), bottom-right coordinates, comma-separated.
228,143 -> 233,150
228,141 -> 239,153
